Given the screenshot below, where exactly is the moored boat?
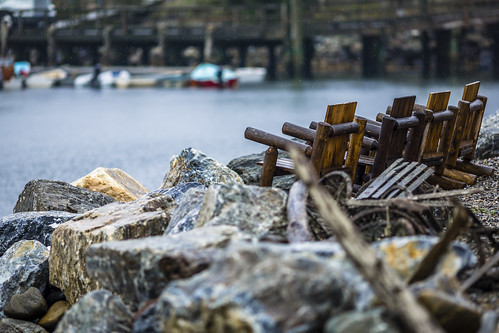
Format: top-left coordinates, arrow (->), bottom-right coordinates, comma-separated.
189,63 -> 238,88
235,67 -> 267,84
25,68 -> 67,89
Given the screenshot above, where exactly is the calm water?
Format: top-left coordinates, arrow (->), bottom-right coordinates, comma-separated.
1,78 -> 498,217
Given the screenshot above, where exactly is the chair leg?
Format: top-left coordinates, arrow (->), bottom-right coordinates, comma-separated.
260,146 -> 278,187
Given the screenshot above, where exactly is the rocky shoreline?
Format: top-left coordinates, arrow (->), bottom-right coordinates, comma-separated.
0,112 -> 497,332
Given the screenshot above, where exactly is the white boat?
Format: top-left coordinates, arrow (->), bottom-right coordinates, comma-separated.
25,68 -> 67,89
235,67 -> 267,84
74,70 -> 130,88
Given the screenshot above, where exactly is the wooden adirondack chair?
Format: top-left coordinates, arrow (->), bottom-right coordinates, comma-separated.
244,102 -> 366,186
443,81 -> 494,184
412,91 -> 468,189
356,95 -> 428,182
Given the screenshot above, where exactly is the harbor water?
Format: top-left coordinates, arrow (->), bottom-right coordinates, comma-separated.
1,78 -> 498,217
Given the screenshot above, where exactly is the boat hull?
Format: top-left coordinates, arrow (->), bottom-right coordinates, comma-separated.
190,78 -> 238,88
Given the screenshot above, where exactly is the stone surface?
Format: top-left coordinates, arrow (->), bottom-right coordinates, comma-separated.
38,301 -> 71,331
227,151 -> 266,185
475,110 -> 499,159
86,225 -> 249,310
164,187 -> 206,235
3,287 -> 47,321
71,167 -> 149,202
0,318 -> 48,333
0,211 -> 77,256
160,148 -> 243,189
373,236 -> 476,280
227,151 -> 296,190
49,193 -> 177,304
197,183 -> 288,239
54,290 -> 131,333
0,241 -> 49,317
324,308 -> 401,333
13,179 -> 116,214
141,241 -> 365,333
155,182 -> 205,203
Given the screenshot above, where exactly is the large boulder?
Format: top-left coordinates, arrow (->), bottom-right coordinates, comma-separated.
13,179 -> 116,214
71,167 -> 149,202
0,211 -> 77,256
49,193 -> 177,304
0,241 -> 49,317
197,183 -> 288,239
160,148 -> 243,189
86,225 -> 250,310
54,290 -> 131,333
475,110 -> 499,159
164,186 -> 206,235
227,151 -> 296,191
139,241 -> 363,332
155,182 -> 205,203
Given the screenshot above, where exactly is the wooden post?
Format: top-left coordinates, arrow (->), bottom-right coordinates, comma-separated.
289,0 -> 303,79
435,29 -> 452,78
260,146 -> 278,187
362,34 -> 385,77
345,117 -> 367,180
404,110 -> 428,162
310,122 -> 331,175
372,116 -> 396,179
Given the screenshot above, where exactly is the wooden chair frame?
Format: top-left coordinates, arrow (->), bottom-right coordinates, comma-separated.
245,102 -> 366,186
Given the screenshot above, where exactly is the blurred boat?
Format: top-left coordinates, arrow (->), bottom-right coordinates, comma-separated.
235,67 -> 267,84
189,63 -> 237,88
25,68 -> 67,89
1,60 -> 30,90
74,70 -> 130,88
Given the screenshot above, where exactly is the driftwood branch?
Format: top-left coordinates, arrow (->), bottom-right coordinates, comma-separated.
286,180 -> 313,243
460,251 -> 499,292
408,203 -> 471,284
290,148 -> 444,333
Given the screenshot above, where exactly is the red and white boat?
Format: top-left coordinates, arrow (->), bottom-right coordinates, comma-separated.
189,63 -> 238,88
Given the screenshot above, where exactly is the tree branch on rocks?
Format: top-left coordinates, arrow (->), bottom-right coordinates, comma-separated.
289,148 -> 444,333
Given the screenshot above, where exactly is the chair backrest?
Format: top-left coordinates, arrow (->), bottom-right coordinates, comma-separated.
447,81 -> 487,166
422,91 -> 451,156
371,96 -> 420,178
321,102 -> 357,170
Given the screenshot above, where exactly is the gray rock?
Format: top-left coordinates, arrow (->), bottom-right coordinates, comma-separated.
160,147 -> 244,189
477,310 -> 499,333
143,241 -> 363,333
324,308 -> 401,333
227,151 -> 266,185
475,110 -> 499,159
373,236 -> 476,280
164,187 -> 206,235
197,183 -> 288,239
14,179 -> 116,214
4,287 -> 47,321
227,151 -> 296,190
0,318 -> 48,333
0,241 -> 49,317
54,290 -> 132,333
49,193 -> 177,304
0,211 -> 77,256
154,182 -> 205,203
86,225 -> 249,310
